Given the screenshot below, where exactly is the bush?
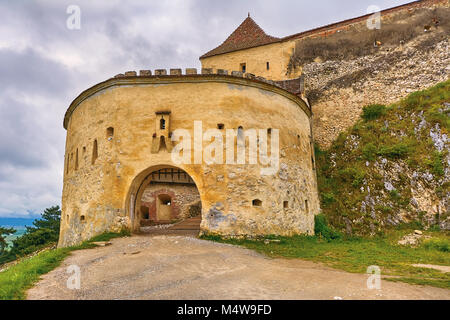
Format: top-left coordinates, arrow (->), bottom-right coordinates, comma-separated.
423,238 -> 449,252
314,214 -> 341,240
338,167 -> 365,188
321,192 -> 336,206
377,142 -> 411,159
362,104 -> 386,121
362,142 -> 378,161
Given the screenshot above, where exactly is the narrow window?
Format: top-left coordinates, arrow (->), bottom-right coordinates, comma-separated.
283,201 -> 289,209
237,126 -> 244,139
83,146 -> 86,153
240,63 -> 246,73
160,118 -> 166,130
75,148 -> 79,170
106,127 -> 114,138
80,215 -> 85,222
66,154 -> 70,174
252,199 -> 262,207
159,194 -> 172,205
266,62 -> 270,70
268,128 -> 272,135
141,206 -> 149,219
217,123 -> 224,130
305,200 -> 309,213
92,139 -> 98,164
160,136 -> 167,151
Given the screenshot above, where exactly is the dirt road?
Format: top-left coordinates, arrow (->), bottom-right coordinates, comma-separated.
27,234 -> 449,300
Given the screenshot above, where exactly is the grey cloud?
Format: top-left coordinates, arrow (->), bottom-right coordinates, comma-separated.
0,48 -> 73,95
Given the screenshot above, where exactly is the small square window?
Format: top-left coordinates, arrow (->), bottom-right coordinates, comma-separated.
252,199 -> 262,207
217,123 -> 224,130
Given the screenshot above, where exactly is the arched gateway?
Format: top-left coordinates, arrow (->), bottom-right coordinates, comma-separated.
58,71 -> 320,247
127,165 -> 203,232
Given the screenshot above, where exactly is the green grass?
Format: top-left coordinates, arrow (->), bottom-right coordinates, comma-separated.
0,230 -> 129,300
202,229 -> 450,289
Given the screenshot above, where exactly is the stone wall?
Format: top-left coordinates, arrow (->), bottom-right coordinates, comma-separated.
59,73 -> 319,247
140,183 -> 201,223
304,34 -> 449,148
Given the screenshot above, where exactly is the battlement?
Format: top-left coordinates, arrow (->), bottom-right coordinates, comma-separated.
113,68 -> 304,96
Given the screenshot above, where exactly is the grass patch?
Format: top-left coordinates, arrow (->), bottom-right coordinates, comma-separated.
88,229 -> 130,242
362,104 -> 387,121
202,229 -> 450,289
0,230 -> 129,300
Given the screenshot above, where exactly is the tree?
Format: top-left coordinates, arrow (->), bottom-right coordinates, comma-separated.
9,206 -> 61,257
0,226 -> 16,255
26,205 -> 61,236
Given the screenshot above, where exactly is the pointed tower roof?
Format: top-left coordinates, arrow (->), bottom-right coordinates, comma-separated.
200,15 -> 280,59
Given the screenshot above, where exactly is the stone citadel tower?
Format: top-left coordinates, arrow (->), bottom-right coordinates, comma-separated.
59,0 -> 448,246
59,71 -> 318,247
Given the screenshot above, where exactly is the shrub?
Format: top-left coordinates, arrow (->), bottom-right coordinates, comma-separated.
423,238 -> 449,252
362,143 -> 378,161
430,151 -> 444,177
377,142 -> 411,159
314,214 -> 341,240
338,167 -> 366,188
321,192 -> 336,206
362,104 -> 386,121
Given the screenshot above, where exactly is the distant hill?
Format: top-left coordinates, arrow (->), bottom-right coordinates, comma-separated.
0,218 -> 36,248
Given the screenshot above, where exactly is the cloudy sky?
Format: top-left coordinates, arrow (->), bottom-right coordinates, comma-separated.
0,0 -> 411,218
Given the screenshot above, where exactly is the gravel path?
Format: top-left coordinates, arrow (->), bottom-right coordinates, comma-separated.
26,235 -> 450,300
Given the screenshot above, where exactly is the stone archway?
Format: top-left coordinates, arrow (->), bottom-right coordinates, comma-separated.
125,165 -> 203,233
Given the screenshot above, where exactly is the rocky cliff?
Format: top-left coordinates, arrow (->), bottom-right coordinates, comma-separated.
290,5 -> 450,148
316,80 -> 449,235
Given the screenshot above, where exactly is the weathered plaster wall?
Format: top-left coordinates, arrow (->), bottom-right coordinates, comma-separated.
200,41 -> 300,81
59,75 -> 319,247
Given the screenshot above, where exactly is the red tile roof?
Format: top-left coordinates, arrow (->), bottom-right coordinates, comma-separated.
200,15 -> 280,59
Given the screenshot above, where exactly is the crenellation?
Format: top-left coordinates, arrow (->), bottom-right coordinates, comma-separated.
139,70 -> 152,76
154,69 -> 167,76
216,69 -> 228,75
185,68 -> 197,75
124,71 -> 137,77
201,68 -> 213,75
170,68 -> 182,76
